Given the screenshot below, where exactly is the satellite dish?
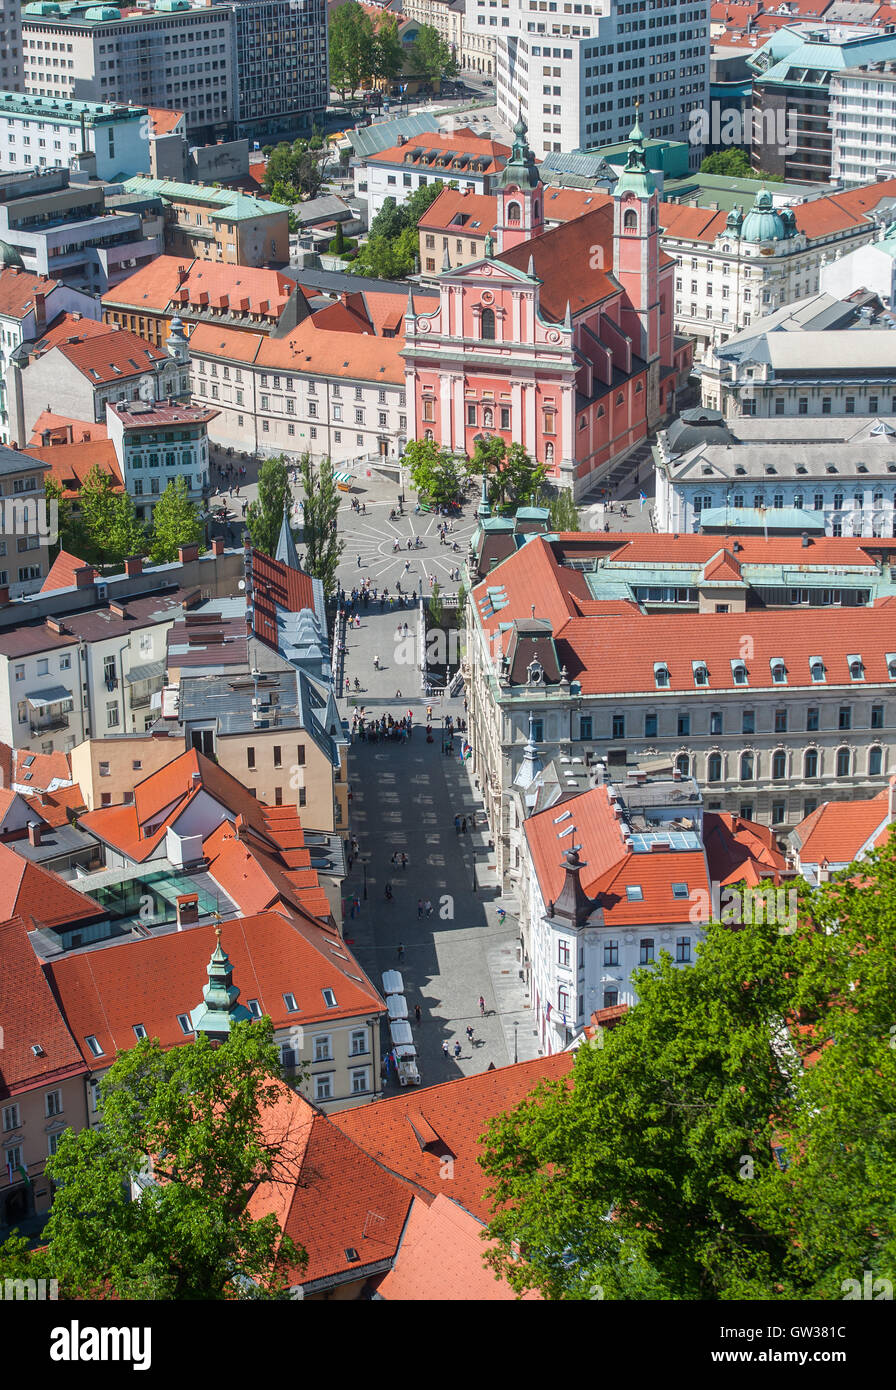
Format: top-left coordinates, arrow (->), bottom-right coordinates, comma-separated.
238,580 -> 246,590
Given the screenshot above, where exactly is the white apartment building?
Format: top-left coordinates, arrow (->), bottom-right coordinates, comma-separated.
654,410 -> 896,539
21,0 -> 236,140
186,301 -> 415,464
354,130 -> 510,222
0,265 -> 100,445
0,442 -> 51,596
476,0 -> 709,158
0,587 -> 186,754
0,0 -> 23,93
106,396 -> 214,521
0,91 -> 152,179
830,60 -> 896,187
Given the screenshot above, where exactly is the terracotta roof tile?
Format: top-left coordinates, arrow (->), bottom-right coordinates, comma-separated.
52,327 -> 166,383
793,789 -> 890,866
23,783 -> 87,828
0,267 -> 60,320
0,840 -> 102,931
40,549 -> 99,592
0,916 -> 86,1099
25,439 -> 123,499
331,1055 -> 573,1223
27,411 -> 107,446
378,1193 -> 542,1300
29,312 -> 112,356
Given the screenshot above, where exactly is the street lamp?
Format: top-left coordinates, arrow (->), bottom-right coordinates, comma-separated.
514,1020 -> 519,1064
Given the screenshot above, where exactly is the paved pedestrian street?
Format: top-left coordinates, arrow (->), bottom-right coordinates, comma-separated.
342,702 -> 542,1093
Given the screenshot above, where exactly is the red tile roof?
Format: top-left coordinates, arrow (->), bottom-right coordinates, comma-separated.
48,912 -> 384,1068
29,312 -> 111,356
0,743 -> 72,794
27,411 -> 107,446
40,549 -> 99,592
499,202 -> 620,320
602,532 -> 891,569
146,106 -> 185,136
52,327 -> 167,382
250,548 -> 317,648
204,815 -> 332,923
249,1081 -> 412,1287
702,548 -> 744,584
0,840 -> 102,931
23,783 -> 87,828
793,789 -> 891,867
368,129 -> 510,172
25,439 -> 124,499
0,267 -> 60,320
331,1055 -> 573,1223
418,187 -> 498,236
377,1193 -> 542,1300
703,811 -> 789,888
103,255 -> 297,322
0,916 -> 86,1099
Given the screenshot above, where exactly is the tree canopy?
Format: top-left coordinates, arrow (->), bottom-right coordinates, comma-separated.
149,476 -> 204,564
700,148 -> 784,182
408,24 -> 458,86
479,844 -> 896,1299
328,2 -> 376,100
77,465 -> 147,567
404,438 -> 465,507
300,453 -> 344,597
350,181 -> 448,279
470,437 -> 545,510
0,1020 -> 305,1299
245,455 -> 295,559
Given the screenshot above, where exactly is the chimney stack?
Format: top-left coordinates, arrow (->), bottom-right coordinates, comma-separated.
211,536 -> 224,556
27,821 -> 42,847
175,893 -> 199,929
178,543 -> 200,565
125,556 -> 143,577
74,566 -> 94,589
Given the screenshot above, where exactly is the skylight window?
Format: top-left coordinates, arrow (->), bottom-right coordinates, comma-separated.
176,1014 -> 193,1035
283,992 -> 299,1012
323,988 -> 338,1008
133,1024 -> 147,1040
671,883 -> 689,898
625,885 -> 644,902
247,999 -> 262,1019
85,1035 -> 104,1057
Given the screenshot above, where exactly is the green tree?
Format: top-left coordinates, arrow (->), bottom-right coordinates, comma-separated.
351,182 -> 448,279
428,579 -> 443,627
0,1020 -> 306,1299
372,15 -> 405,86
471,438 -> 545,509
455,581 -> 466,628
700,149 -> 784,182
328,2 -> 375,100
149,476 -> 204,564
369,194 -> 404,242
409,23 -> 458,87
480,847 -> 896,1300
300,453 -> 344,597
404,438 -> 464,507
43,474 -> 77,558
245,455 -> 294,559
547,488 -> 580,532
78,465 -> 146,567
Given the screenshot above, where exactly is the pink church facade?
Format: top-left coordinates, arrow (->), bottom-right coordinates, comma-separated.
403,119 -> 692,498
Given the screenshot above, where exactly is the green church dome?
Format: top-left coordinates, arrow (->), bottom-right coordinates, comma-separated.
741,188 -> 789,244
0,240 -> 24,270
84,6 -> 122,18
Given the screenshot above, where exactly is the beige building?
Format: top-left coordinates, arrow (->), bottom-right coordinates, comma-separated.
121,176 -> 290,268
403,0 -> 464,59
70,730 -> 183,811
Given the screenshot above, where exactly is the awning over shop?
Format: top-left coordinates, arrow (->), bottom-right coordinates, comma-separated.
387,994 -> 408,1021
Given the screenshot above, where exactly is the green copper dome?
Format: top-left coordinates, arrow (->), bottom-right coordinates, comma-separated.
84,6 -> 122,18
499,110 -> 540,191
0,240 -> 24,269
741,188 -> 788,244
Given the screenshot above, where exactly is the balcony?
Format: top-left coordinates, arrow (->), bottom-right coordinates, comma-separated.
30,712 -> 69,736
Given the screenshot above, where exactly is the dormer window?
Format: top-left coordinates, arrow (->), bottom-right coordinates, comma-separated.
730,660 -> 748,686
770,659 -> 787,685
692,661 -> 709,687
654,662 -> 670,688
809,657 -> 825,684
886,653 -> 896,680
848,655 -> 864,681
283,992 -> 299,1012
85,1035 -> 104,1057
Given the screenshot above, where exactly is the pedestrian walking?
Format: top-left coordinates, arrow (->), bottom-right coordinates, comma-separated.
424,898 -> 433,917
357,554 -> 362,567
453,1041 -> 462,1059
454,814 -> 461,834
442,1041 -> 450,1058
397,942 -> 405,961
401,853 -> 408,870
461,817 -> 467,834
414,1004 -> 422,1025
479,995 -> 485,1017
417,898 -> 424,918
466,1026 -> 474,1044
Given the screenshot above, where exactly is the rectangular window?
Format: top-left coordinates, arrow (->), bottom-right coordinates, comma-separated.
247,747 -> 255,769
676,937 -> 691,963
639,938 -> 655,964
2,1104 -> 20,1131
678,713 -> 690,737
350,1028 -> 368,1056
603,940 -> 618,966
580,715 -> 593,740
558,939 -> 571,967
313,1034 -> 331,1062
774,709 -> 787,733
314,1074 -> 333,1102
742,710 -> 755,735
839,706 -> 852,730
612,714 -> 625,739
806,707 -> 819,732
351,1068 -> 369,1095
45,1089 -> 63,1117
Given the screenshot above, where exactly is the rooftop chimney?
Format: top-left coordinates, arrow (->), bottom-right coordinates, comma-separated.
125,556 -> 143,577
211,537 -> 224,556
178,543 -> 200,565
74,566 -> 94,589
801,531 -> 810,548
175,892 -> 199,929
109,602 -> 128,618
27,821 -> 42,847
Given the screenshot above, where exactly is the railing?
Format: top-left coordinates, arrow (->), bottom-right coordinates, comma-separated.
30,714 -> 69,735
130,692 -> 156,709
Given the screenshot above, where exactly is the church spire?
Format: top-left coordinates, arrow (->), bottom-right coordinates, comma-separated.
190,923 -> 252,1044
275,504 -> 300,570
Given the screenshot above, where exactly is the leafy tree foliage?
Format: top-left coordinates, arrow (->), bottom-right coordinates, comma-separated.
470,437 -> 545,510
77,465 -> 147,567
351,182 -> 447,279
149,477 -> 204,564
328,2 -> 375,99
428,579 -> 443,627
0,1020 -> 306,1299
480,846 -> 896,1299
245,455 -> 294,559
408,24 -> 458,86
546,488 -> 580,532
373,16 -> 405,85
263,141 -> 326,204
404,438 -> 465,507
700,149 -> 784,182
300,453 -> 344,597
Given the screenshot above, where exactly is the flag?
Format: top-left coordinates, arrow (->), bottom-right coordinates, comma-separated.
639,490 -> 646,509
17,1164 -> 30,1187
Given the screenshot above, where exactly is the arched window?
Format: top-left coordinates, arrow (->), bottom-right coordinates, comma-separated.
836,746 -> 850,778
804,748 -> 818,779
740,752 -> 753,781
869,745 -> 883,776
635,381 -> 643,393
424,429 -> 433,442
480,307 -> 496,341
623,208 -> 638,230
533,202 -> 540,220
772,750 -> 786,780
506,201 -> 521,224
675,753 -> 690,777
650,207 -> 657,229
616,392 -> 625,406
707,753 -> 722,782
